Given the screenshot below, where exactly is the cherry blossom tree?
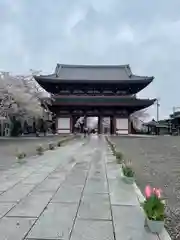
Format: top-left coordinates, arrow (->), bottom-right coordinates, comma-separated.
0,70 -> 52,136
0,70 -> 51,119
130,109 -> 150,130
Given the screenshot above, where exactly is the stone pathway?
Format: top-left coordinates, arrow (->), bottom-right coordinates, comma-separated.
0,136 -> 170,239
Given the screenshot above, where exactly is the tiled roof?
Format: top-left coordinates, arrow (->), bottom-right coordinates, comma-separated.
37,64 -> 154,82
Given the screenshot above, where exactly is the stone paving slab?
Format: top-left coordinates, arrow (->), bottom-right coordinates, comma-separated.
1,168 -> 35,179
108,178 -> 140,206
51,185 -> 83,203
0,183 -> 35,202
21,173 -> 48,185
0,180 -> 20,192
88,168 -> 106,180
84,179 -> 108,194
0,173 -> 28,192
78,193 -> 111,220
64,172 -> 87,186
0,202 -> 15,218
70,219 -> 114,240
73,161 -> 89,170
48,171 -> 67,179
0,217 -> 36,240
33,167 -> 56,175
7,191 -> 54,218
26,202 -> 78,240
112,205 -> 158,240
33,176 -> 64,192
14,169 -> 36,178
68,168 -> 88,177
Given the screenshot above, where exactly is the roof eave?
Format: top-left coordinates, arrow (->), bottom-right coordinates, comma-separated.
34,76 -> 154,84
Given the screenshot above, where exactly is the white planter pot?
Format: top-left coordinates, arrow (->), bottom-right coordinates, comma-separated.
122,175 -> 134,184
146,218 -> 164,233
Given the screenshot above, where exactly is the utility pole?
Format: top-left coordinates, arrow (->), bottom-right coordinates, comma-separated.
156,99 -> 160,122
173,106 -> 176,115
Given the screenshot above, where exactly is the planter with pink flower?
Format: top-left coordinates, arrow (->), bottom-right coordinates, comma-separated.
143,185 -> 165,234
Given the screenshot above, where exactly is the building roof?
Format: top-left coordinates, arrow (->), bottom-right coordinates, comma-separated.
34,64 -> 154,83
143,120 -> 169,128
53,95 -> 156,109
170,111 -> 180,119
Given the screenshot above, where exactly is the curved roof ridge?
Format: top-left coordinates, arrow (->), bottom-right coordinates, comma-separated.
56,63 -> 130,68
35,73 -> 56,78
131,74 -> 154,80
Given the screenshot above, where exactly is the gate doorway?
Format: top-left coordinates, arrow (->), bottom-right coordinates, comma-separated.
87,117 -> 98,133
102,117 -> 111,134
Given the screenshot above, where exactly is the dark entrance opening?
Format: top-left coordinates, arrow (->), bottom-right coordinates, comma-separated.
87,117 -> 98,134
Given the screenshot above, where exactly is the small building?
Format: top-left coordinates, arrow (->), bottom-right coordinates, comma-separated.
143,119 -> 170,135
169,111 -> 180,135
34,64 -> 156,134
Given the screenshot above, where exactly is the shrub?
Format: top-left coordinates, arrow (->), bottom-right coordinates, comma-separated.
111,144 -> 116,155
122,161 -> 134,178
49,142 -> 55,150
16,151 -> 26,159
36,144 -> 44,155
16,150 -> 26,163
116,151 -> 123,164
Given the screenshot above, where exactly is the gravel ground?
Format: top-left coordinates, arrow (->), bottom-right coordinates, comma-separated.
0,135 -> 68,171
111,135 -> 180,240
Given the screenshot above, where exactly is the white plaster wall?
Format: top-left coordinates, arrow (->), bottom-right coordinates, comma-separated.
102,117 -> 110,127
116,118 -> 129,134
58,129 -> 70,133
57,117 -> 70,134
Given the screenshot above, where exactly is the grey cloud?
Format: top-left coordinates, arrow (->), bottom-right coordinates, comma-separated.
0,0 -> 180,118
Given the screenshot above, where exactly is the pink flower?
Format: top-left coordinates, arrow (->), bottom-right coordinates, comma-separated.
145,185 -> 152,198
153,188 -> 162,198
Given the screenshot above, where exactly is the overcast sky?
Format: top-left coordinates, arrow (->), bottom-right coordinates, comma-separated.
0,0 -> 180,119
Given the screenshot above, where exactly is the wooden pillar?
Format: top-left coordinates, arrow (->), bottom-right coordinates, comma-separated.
98,116 -> 102,134
55,116 -> 58,134
84,116 -> 87,128
1,119 -> 4,136
128,117 -> 131,134
110,116 -> 113,135
110,116 -> 116,135
70,115 -> 73,133
113,116 -> 116,135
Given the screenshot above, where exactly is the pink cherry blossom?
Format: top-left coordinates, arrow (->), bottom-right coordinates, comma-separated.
145,185 -> 152,198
